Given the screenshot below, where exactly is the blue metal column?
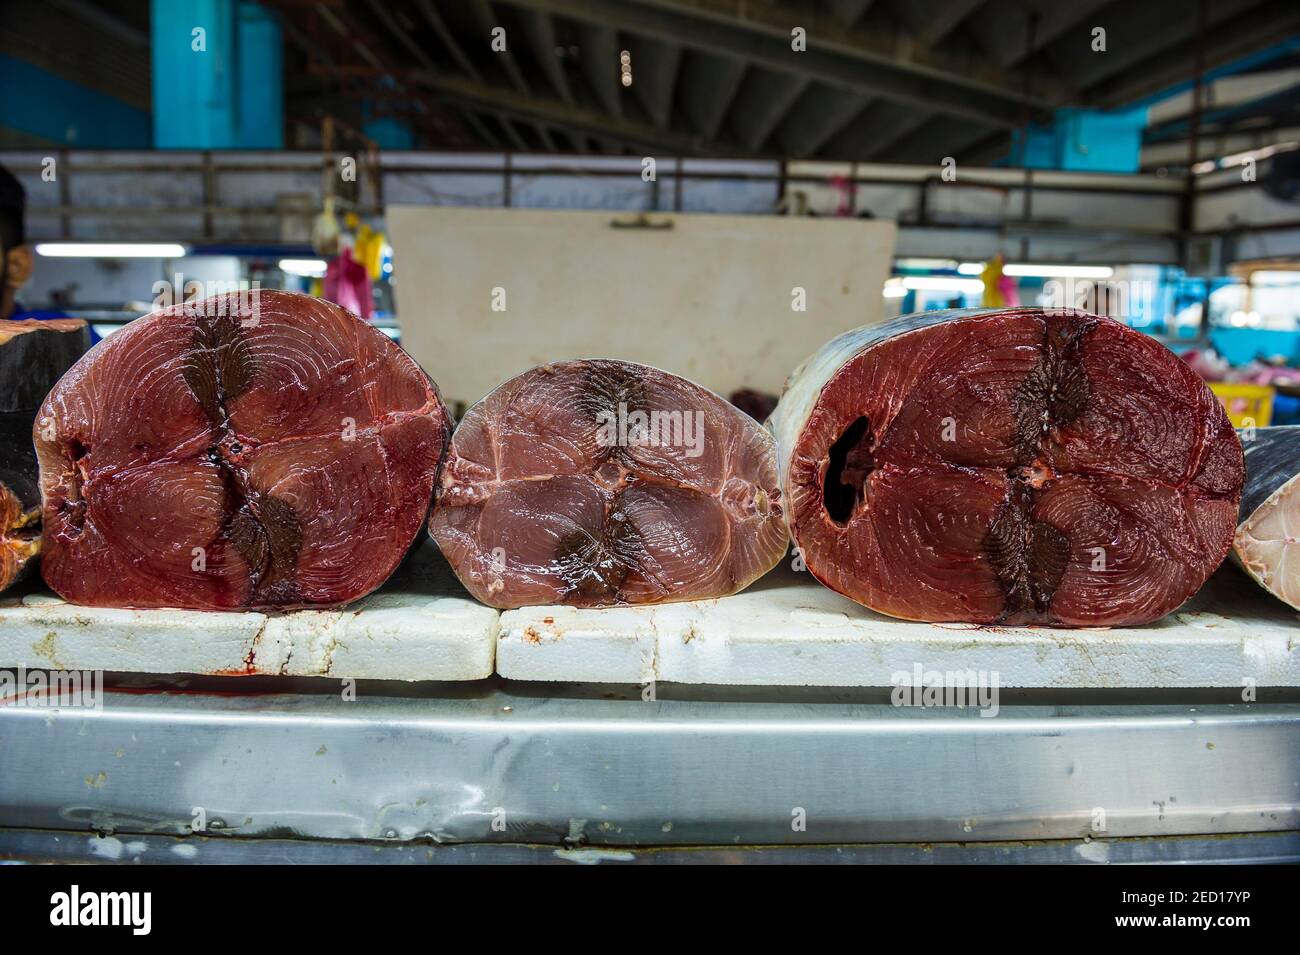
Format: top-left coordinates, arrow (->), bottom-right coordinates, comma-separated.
151,0 -> 238,148
236,1 -> 283,148
151,0 -> 283,149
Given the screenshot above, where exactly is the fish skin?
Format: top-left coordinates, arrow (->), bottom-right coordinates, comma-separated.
1233,425 -> 1300,610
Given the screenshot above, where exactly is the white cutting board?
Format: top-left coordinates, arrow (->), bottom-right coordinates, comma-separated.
387,207 -> 896,407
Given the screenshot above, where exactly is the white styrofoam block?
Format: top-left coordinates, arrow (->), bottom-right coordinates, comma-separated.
0,546 -> 499,681
497,605 -> 658,684
0,598 -> 265,676
497,565 -> 1300,688
315,591 -> 498,681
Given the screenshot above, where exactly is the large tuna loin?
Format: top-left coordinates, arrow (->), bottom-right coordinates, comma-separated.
1233,425 -> 1300,609
429,360 -> 787,608
1,318 -> 92,593
769,308 -> 1243,626
36,290 -> 450,610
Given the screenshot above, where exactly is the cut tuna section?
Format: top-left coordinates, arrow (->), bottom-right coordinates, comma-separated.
768,308 -> 1243,626
36,291 -> 451,611
0,318 -> 93,414
430,359 -> 787,609
1,318 -> 92,593
0,417 -> 42,592
1233,425 -> 1300,610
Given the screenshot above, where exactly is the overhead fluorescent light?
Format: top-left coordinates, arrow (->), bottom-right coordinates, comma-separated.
1250,270 -> 1300,286
882,284 -> 908,298
900,276 -> 985,294
35,242 -> 188,258
956,262 -> 985,275
1002,263 -> 1114,278
894,257 -> 958,271
279,258 -> 328,277
1191,142 -> 1298,175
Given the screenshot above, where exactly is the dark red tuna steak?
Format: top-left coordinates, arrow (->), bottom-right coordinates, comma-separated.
430,360 -> 787,609
36,291 -> 451,610
769,308 -> 1243,626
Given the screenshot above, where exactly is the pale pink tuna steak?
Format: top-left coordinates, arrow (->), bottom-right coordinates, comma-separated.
37,290 -> 451,611
769,308 -> 1243,626
429,360 -> 787,609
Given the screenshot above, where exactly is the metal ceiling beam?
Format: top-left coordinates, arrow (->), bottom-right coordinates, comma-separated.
895,0 -> 988,50
776,86 -> 871,159
963,0 -> 1110,69
467,0 -> 530,93
516,8 -> 576,106
630,0 -> 1064,101
957,129 -> 1013,165
48,0 -> 148,46
859,107 -> 934,161
679,53 -> 747,141
874,115 -> 992,165
1085,0 -> 1300,106
458,107 -> 503,148
825,0 -> 877,28
626,36 -> 680,129
578,21 -> 624,118
500,116 -> 531,151
535,122 -> 559,151
1061,0 -> 1261,92
416,0 -> 483,82
820,99 -> 909,160
292,1 -> 470,147
730,70 -> 811,151
364,0 -> 435,70
407,68 -> 733,153
493,0 -> 1054,126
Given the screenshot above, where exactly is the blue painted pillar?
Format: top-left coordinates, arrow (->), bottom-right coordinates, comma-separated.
150,0 -> 283,149
236,1 -> 283,148
151,0 -> 237,148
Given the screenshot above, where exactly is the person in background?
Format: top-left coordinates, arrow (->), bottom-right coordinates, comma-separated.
0,163 -> 35,323
0,162 -> 90,337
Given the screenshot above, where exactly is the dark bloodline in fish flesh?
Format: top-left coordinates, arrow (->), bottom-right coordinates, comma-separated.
37,290 -> 450,611
769,307 -> 1243,627
986,317 -> 1092,619
184,313 -> 303,604
430,359 -> 788,609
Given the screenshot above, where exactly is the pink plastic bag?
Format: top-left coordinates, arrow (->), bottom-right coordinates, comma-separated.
322,248 -> 373,319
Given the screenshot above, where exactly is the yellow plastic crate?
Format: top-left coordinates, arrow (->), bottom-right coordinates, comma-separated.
1209,382 -> 1274,428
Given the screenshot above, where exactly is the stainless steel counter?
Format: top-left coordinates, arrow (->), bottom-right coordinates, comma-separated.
1,677 -> 1297,861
